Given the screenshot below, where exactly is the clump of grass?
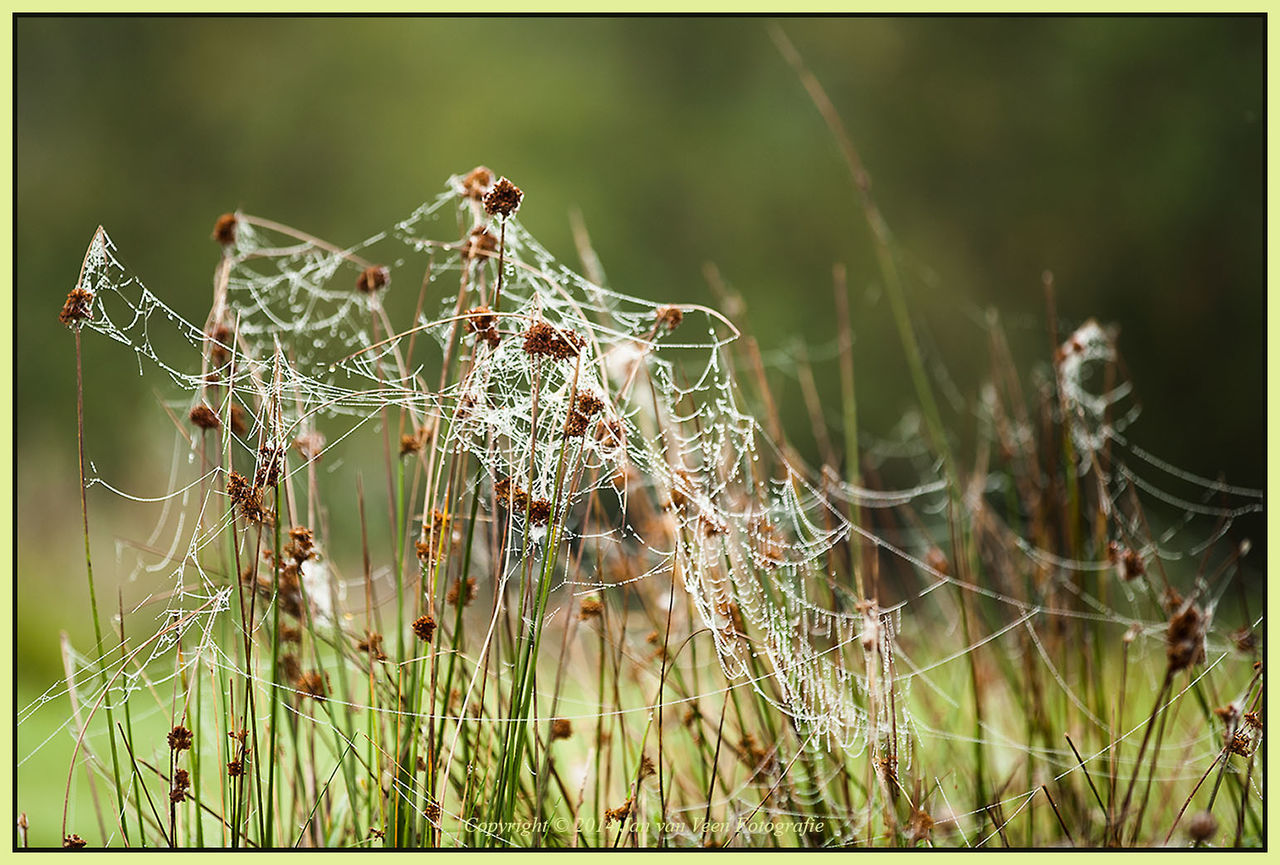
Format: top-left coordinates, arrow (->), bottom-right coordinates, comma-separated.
31,152 -> 1263,851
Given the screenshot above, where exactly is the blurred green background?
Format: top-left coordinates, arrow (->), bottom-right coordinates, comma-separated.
15,15 -> 1264,840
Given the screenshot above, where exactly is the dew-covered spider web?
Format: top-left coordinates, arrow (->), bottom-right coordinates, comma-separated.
23,171 -> 1264,847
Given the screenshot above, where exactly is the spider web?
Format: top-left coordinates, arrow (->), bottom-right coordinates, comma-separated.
23,173 -> 1264,847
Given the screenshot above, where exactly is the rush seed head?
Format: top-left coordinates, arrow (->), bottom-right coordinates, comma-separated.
483,176 -> 523,218
412,614 -> 437,642
355,265 -> 391,294
188,404 -> 220,430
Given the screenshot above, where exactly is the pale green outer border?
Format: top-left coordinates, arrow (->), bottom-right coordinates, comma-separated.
0,8 -> 1272,862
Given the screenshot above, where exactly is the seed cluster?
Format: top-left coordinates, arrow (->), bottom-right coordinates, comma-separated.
483,177 -> 523,218
58,287 -> 95,327
522,320 -> 584,360
356,265 -> 391,294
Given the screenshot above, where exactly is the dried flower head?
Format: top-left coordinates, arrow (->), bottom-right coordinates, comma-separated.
527,497 -> 553,526
596,418 -> 625,451
463,225 -> 499,262
1231,627 -> 1259,654
357,631 -> 387,661
284,526 -> 315,564
254,444 -> 285,488
1187,810 -> 1218,843
1166,598 -> 1208,672
579,597 -> 603,620
446,576 -> 477,607
400,432 -> 423,456
189,404 -> 220,430
465,305 -> 501,347
416,509 -> 450,565
226,759 -> 244,778
295,671 -> 328,701
226,471 -> 270,524
206,321 -> 234,368
1107,541 -> 1146,581
521,320 -> 584,360
170,769 -> 191,803
356,265 -> 391,294
229,404 -> 249,438
212,213 -> 238,246
604,798 -> 632,825
908,807 -> 935,845
483,176 -> 523,218
168,725 -> 194,752
280,624 -> 301,644
654,305 -> 683,332
62,834 -> 87,849
294,430 -> 325,462
575,390 -> 605,417
1227,731 -> 1253,757
59,286 -> 95,327
564,408 -> 590,437
460,165 -> 494,200
640,754 -> 656,778
550,718 -> 573,741
412,614 -> 437,642
1244,711 -> 1262,731
423,801 -> 441,823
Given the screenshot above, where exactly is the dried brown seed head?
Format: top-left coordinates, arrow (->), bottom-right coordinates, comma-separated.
168,725 -> 194,751
293,430 -> 325,462
654,305 -> 683,332
564,410 -> 590,437
640,754 -> 656,778
578,597 -> 603,620
521,320 -> 584,360
527,497 -> 553,526
908,808 -> 935,845
464,305 -> 501,347
1166,600 -> 1207,672
295,671 -> 328,700
604,798 -> 632,825
226,472 -> 270,524
483,176 -> 523,218
254,444 -> 285,488
63,834 -> 88,849
212,213 -> 238,246
357,631 -> 387,661
356,265 -> 391,294
575,390 -> 605,417
226,759 -> 244,778
228,404 -> 249,438
279,625 -> 301,644
446,576 -> 477,607
460,166 -> 494,200
550,718 -> 573,740
1231,627 -> 1259,654
59,286 -> 95,328
1187,810 -> 1218,843
284,526 -> 315,564
463,225 -> 499,261
189,404 -> 220,430
206,322 -> 234,367
412,614 -> 437,642
1227,731 -> 1252,756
